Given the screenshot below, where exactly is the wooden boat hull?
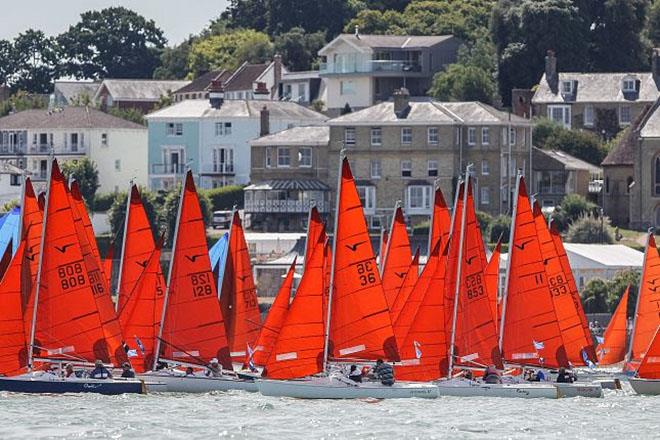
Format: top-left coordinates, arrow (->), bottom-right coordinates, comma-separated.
629,377 -> 660,395
0,376 -> 145,395
258,377 -> 438,399
139,372 -> 258,393
553,382 -> 603,398
436,379 -> 558,399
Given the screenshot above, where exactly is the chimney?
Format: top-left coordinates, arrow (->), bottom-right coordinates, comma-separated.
393,88 -> 410,118
208,80 -> 224,109
272,54 -> 282,99
545,50 -> 558,93
260,105 -> 270,136
254,82 -> 269,100
511,89 -> 535,119
653,48 -> 660,85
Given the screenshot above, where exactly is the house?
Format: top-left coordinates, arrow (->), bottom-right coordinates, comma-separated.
0,107 -> 148,197
246,125 -> 330,231
318,31 -> 461,114
95,79 -> 190,113
326,89 -> 533,229
145,82 -> 327,191
51,80 -> 100,107
532,147 -> 603,209
173,69 -> 232,102
224,56 -> 285,101
530,49 -> 660,133
278,71 -> 325,106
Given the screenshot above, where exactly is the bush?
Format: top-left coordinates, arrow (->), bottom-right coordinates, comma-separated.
93,192 -> 117,212
533,118 -> 608,166
202,185 -> 244,211
107,107 -> 145,125
1,199 -> 19,213
580,269 -> 640,315
161,185 -> 212,246
581,278 -> 609,314
565,214 -> 614,244
60,158 -> 100,207
475,210 -> 492,235
551,194 -> 598,232
488,215 -> 511,243
108,187 -> 159,244
412,220 -> 430,236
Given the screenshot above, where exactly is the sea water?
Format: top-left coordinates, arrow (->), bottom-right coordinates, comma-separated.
0,384 -> 658,439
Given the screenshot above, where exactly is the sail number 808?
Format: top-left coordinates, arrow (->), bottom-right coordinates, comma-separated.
57,262 -> 86,291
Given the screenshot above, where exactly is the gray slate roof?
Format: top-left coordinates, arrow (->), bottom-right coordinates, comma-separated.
0,107 -> 146,130
251,126 -> 329,146
146,99 -> 327,121
224,63 -> 269,91
97,79 -> 190,101
641,102 -> 660,138
175,70 -> 231,95
329,100 -> 531,126
534,147 -> 602,173
53,81 -> 100,103
533,73 -> 660,104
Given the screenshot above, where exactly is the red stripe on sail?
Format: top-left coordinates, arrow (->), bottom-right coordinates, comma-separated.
381,207 -> 412,309
389,249 -> 420,325
0,242 -> 29,376
103,243 -> 113,293
430,187 -> 451,252
597,287 -> 629,365
485,238 -> 502,330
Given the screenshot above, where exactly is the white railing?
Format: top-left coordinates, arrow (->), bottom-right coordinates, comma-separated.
245,199 -> 328,213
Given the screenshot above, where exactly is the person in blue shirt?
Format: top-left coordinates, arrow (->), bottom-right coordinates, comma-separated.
89,360 -> 113,379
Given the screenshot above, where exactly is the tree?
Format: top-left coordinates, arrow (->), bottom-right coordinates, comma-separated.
267,0 -> 349,36
274,28 -> 327,71
476,210 -> 493,235
58,7 -> 166,79
108,188 -> 159,244
488,215 -> 511,243
581,278 -> 609,313
0,39 -> 12,86
607,269 -> 640,315
344,9 -> 407,35
429,64 -> 497,104
153,39 -> 194,80
533,118 -> 609,166
9,30 -> 59,93
565,214 -> 614,244
160,186 -> 213,246
551,193 -> 598,232
60,159 -> 100,208
0,91 -> 48,118
220,0 -> 270,32
648,0 -> 660,46
188,30 -> 272,77
107,107 -> 145,126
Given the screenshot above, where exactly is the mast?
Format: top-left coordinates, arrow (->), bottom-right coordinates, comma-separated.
115,180 -> 134,309
152,173 -> 187,371
627,228 -> 652,362
380,200 -> 401,277
498,171 -> 523,351
322,149 -> 345,371
28,157 -> 53,370
447,164 -> 471,378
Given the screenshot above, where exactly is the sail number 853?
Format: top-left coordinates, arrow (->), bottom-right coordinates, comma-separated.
356,261 -> 376,286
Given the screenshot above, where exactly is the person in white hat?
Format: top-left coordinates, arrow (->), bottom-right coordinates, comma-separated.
205,358 -> 222,377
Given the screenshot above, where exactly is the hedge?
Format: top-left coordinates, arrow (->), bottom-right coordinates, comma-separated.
203,185 -> 244,211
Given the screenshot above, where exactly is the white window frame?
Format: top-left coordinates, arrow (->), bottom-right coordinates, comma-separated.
509,127 -> 517,146
344,128 -> 356,146
428,160 -> 438,177
481,160 -> 489,175
480,187 -> 490,205
547,105 -> 571,129
584,104 -> 594,127
482,127 -> 490,145
277,147 -> 291,168
406,185 -> 432,212
298,147 -> 312,168
370,160 -> 381,179
371,127 -> 382,146
622,78 -> 636,93
561,80 -> 573,95
401,160 -> 412,177
101,133 -> 108,146
427,127 -> 439,145
356,185 -> 376,214
340,80 -> 355,95
265,147 -> 273,168
401,127 -> 412,145
619,105 -> 632,126
467,127 -> 476,145
167,122 -> 183,136
114,159 -> 121,171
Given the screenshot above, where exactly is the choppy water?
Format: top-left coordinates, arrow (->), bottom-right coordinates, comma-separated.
0,383 -> 658,439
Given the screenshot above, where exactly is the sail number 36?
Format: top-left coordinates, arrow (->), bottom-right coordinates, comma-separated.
356,261 -> 376,286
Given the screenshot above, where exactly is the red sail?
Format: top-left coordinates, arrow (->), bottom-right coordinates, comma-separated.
0,239 -> 13,281
379,228 -> 388,269
329,158 -> 399,361
252,259 -> 296,366
547,217 -> 596,365
396,241 -> 449,381
103,244 -> 114,292
264,236 -> 325,379
381,207 -> 412,309
69,181 -> 103,268
443,183 -> 464,336
452,183 -> 502,368
597,287 -> 629,365
160,172 -> 232,369
430,187 -> 451,252
501,177 -> 567,368
0,242 -> 29,376
637,327 -> 660,379
117,241 -> 165,372
631,233 -> 660,362
389,250 -> 420,325
33,160 -> 126,365
21,177 -> 42,348
220,211 -> 261,361
118,186 -> 157,311
305,207 -> 325,268
485,238 -> 502,329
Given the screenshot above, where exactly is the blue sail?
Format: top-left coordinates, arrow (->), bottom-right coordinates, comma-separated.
0,207 -> 20,256
209,232 -> 229,291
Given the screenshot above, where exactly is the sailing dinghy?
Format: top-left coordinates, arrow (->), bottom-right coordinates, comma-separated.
629,327 -> 660,395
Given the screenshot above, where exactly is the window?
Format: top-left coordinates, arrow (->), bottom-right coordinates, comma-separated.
620,106 -> 632,125
584,105 -> 594,127
537,170 -> 565,194
371,160 -> 381,178
428,160 -> 438,177
468,127 -> 476,145
299,147 -> 312,167
101,133 -> 108,146
356,185 -> 376,211
277,147 -> 291,167
481,160 -> 489,175
548,105 -> 571,128
265,148 -> 273,168
480,187 -> 490,205
482,127 -> 490,145
167,122 -> 183,136
114,159 -> 121,171
371,127 -> 382,146
428,127 -> 439,144
401,127 -> 412,145
622,78 -> 636,93
298,83 -> 306,101
401,160 -> 412,177
340,80 -> 355,95
561,81 -> 573,94
344,128 -> 356,146
215,122 -> 232,136
407,185 -> 432,210
509,127 -> 516,145
213,148 -> 233,172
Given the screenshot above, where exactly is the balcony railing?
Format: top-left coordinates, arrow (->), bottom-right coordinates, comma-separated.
245,199 -> 328,214
0,144 -> 86,155
319,60 -> 422,75
151,163 -> 186,175
200,163 -> 235,175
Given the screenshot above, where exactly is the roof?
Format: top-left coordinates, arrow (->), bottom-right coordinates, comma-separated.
0,107 -> 146,130
250,126 -> 329,147
533,72 -> 660,104
96,79 -> 190,102
281,71 -> 320,82
501,244 -> 643,269
175,70 -> 231,94
244,179 -> 330,191
329,100 -> 531,126
534,148 -> 602,173
146,99 -> 327,121
320,34 -> 454,55
53,81 -> 100,103
602,101 -> 658,166
224,63 -> 269,92
640,101 -> 660,138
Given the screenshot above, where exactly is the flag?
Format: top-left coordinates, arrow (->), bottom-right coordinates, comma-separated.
596,336 -> 604,344
246,344 -> 258,372
413,341 -> 422,359
533,340 -> 545,350
127,349 -> 138,358
581,349 -> 596,369
134,336 -> 145,355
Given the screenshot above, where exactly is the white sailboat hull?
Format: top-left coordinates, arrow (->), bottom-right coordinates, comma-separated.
258,377 -> 438,399
553,382 -> 603,398
629,377 -> 660,395
139,371 -> 259,393
436,378 -> 558,399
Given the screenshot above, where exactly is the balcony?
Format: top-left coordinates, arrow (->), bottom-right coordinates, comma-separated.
319,60 -> 422,75
0,144 -> 86,156
151,163 -> 186,175
244,199 -> 328,214
200,163 -> 235,175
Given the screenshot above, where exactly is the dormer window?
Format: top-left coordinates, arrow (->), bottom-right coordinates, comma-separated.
622,77 -> 636,93
561,81 -> 573,94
